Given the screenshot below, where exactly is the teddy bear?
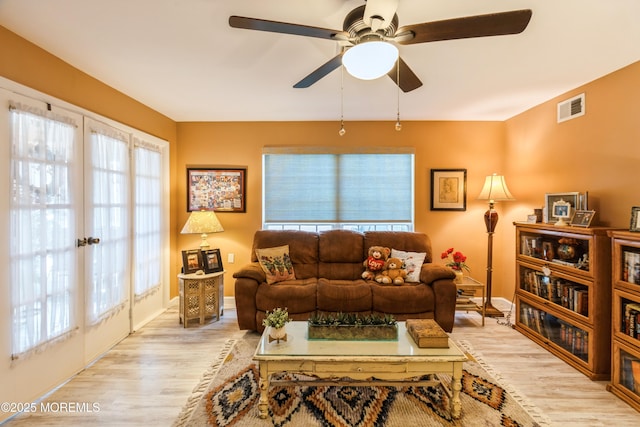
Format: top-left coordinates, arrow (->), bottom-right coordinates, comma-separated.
376,257 -> 407,285
362,246 -> 390,280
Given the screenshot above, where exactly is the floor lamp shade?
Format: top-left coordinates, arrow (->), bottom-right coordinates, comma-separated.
181,210 -> 224,250
477,174 -> 515,317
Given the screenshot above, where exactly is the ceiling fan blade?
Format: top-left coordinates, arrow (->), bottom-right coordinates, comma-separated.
387,57 -> 423,92
294,53 -> 344,88
229,16 -> 347,40
396,9 -> 532,45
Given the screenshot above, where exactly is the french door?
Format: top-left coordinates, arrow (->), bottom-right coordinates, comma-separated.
0,85 -> 168,413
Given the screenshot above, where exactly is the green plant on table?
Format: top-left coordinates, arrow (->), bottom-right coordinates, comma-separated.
263,307 -> 291,329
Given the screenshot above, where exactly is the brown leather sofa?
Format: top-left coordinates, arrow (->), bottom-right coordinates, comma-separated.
233,229 -> 457,333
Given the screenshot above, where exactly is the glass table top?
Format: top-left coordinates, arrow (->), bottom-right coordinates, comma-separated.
255,321 -> 466,360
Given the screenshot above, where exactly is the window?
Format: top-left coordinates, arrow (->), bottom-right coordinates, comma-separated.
9,103 -> 79,357
263,147 -> 414,231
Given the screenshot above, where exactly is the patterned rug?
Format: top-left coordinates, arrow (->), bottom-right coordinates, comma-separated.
174,333 -> 551,427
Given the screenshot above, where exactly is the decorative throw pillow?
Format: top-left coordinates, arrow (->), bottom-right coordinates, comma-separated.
255,245 -> 296,284
391,249 -> 426,283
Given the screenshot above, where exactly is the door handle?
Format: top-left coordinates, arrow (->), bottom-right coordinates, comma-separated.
87,237 -> 100,245
77,238 -> 87,247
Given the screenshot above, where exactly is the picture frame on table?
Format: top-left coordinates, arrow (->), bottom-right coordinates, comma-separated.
630,207 -> 640,232
182,249 -> 203,274
544,192 -> 587,223
552,199 -> 572,225
202,248 -> 224,273
571,210 -> 596,228
430,169 -> 467,211
187,167 -> 246,212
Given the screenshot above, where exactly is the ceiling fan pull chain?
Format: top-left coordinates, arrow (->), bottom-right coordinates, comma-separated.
339,65 -> 346,136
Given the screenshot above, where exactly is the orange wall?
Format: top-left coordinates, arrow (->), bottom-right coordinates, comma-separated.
176,120 -> 507,296
498,60 -> 640,297
0,25 -> 181,294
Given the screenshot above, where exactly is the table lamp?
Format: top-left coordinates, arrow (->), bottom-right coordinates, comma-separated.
181,210 -> 224,250
477,173 -> 515,317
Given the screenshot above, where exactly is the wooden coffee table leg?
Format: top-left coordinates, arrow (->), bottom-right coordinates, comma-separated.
450,362 -> 463,419
258,363 -> 269,419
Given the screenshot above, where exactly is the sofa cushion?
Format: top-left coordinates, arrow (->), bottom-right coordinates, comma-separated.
252,230 -> 318,279
317,278 -> 372,313
391,248 -> 427,282
318,229 -> 365,280
371,282 -> 435,314
255,278 -> 317,314
255,245 -> 296,284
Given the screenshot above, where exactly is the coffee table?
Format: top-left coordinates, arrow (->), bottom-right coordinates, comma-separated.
253,321 -> 468,420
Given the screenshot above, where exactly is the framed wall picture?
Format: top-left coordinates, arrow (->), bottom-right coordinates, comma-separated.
430,169 -> 467,211
630,207 -> 640,232
571,210 -> 596,227
202,248 -> 224,273
187,167 -> 246,212
181,249 -> 203,274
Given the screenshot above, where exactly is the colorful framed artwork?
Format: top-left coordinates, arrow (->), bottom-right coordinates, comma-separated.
430,169 -> 467,211
187,167 -> 246,212
202,248 -> 224,273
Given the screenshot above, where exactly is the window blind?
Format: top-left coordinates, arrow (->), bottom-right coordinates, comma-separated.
264,149 -> 414,226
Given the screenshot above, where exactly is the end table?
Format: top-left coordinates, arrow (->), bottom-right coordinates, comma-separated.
455,276 -> 485,326
178,271 -> 224,327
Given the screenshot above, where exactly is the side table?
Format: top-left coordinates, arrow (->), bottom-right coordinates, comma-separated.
455,276 -> 485,326
178,271 -> 224,327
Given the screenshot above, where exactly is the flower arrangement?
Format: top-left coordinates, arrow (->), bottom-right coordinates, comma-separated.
441,248 -> 470,272
262,307 -> 291,329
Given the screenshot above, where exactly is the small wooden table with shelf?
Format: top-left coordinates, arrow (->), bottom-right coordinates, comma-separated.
178,271 -> 224,327
455,276 -> 485,326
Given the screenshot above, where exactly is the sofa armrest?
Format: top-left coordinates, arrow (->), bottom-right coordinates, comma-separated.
232,262 -> 266,283
419,263 -> 455,284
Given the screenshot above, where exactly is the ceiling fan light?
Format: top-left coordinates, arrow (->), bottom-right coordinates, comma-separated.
342,41 -> 398,80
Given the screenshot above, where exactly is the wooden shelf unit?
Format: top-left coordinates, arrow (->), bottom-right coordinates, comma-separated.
514,222 -> 615,380
608,230 -> 640,412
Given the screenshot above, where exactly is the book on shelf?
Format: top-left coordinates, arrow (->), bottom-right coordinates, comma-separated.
624,251 -> 640,284
405,319 -> 449,348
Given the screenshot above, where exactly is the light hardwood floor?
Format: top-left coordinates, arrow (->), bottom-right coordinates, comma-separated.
2,298 -> 639,426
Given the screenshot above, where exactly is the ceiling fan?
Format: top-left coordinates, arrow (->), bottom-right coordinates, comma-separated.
229,0 -> 532,92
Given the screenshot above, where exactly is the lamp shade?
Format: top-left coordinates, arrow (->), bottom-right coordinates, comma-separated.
477,174 -> 515,203
342,41 -> 399,80
181,210 -> 224,250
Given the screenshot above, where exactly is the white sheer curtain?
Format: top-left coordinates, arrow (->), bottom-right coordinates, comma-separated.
87,128 -> 130,325
133,140 -> 162,300
9,103 -> 78,358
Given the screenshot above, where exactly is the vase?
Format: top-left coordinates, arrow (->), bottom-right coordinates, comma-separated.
453,270 -> 464,284
268,326 -> 287,343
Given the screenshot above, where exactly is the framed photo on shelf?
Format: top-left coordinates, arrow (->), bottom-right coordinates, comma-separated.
181,249 -> 203,274
187,167 -> 246,212
202,248 -> 224,273
544,192 -> 587,223
571,210 -> 596,227
430,169 -> 467,211
630,206 -> 640,232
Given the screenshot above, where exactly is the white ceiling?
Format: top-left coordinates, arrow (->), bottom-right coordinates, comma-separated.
1,0 -> 639,122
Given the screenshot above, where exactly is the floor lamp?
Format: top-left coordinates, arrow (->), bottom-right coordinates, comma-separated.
477,174 -> 515,318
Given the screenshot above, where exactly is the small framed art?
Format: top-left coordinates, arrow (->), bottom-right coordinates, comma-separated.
430,169 -> 467,211
202,248 -> 224,273
552,199 -> 572,225
187,167 -> 246,212
630,207 -> 640,232
571,210 -> 596,228
182,249 -> 203,274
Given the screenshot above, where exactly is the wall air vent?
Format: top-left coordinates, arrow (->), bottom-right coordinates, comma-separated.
557,93 -> 585,123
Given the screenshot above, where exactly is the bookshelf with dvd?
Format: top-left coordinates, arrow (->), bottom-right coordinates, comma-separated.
608,230 -> 640,412
514,222 -> 615,380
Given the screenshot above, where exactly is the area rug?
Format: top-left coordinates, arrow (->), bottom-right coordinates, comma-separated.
174,333 -> 551,427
